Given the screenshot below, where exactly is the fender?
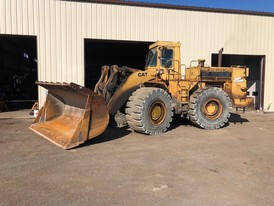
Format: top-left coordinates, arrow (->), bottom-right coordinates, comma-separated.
107,70 -> 156,115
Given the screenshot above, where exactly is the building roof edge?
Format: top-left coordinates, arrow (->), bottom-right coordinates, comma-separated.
67,0 -> 274,17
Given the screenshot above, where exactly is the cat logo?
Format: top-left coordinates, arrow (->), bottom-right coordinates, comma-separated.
138,72 -> 148,77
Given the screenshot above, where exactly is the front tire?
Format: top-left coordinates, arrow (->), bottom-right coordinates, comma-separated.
189,87 -> 231,129
125,87 -> 173,135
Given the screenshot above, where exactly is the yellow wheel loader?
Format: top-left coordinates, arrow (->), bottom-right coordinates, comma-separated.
30,41 -> 254,149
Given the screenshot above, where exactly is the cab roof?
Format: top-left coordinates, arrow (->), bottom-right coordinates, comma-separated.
149,41 -> 181,49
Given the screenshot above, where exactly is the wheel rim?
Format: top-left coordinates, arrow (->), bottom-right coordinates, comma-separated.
202,98 -> 223,120
149,101 -> 166,125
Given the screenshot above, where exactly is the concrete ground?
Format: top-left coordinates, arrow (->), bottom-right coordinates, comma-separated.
0,110 -> 273,206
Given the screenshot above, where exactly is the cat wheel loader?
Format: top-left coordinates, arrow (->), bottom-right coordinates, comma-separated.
30,41 -> 254,149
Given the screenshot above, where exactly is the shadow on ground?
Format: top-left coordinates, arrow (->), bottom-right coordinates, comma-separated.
76,113 -> 248,148
76,125 -> 131,148
77,117 -> 191,148
229,113 -> 249,124
168,116 -> 192,131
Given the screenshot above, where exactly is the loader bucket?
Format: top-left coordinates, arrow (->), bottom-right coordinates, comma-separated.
29,82 -> 109,149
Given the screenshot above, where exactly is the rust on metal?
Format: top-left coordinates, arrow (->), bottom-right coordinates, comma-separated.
202,98 -> 223,120
29,81 -> 109,149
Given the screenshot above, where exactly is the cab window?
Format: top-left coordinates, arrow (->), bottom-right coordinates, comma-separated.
145,48 -> 158,67
161,48 -> 173,68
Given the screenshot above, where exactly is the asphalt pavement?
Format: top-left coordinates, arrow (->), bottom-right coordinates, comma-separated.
0,110 -> 273,206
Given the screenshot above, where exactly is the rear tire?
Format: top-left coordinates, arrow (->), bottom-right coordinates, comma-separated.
189,87 -> 231,129
126,87 -> 173,135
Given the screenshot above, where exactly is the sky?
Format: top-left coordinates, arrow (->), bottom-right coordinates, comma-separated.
127,0 -> 274,13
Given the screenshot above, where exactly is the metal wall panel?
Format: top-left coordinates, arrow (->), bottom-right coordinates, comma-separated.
0,0 -> 274,111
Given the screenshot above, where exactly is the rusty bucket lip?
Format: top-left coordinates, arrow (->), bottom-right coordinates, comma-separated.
29,126 -> 82,149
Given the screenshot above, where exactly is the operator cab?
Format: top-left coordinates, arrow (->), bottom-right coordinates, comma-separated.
144,41 -> 182,82
144,41 -> 181,71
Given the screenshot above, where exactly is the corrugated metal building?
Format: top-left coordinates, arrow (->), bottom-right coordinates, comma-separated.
0,0 -> 274,111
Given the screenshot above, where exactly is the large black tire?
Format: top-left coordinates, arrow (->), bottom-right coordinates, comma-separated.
125,87 -> 173,135
189,87 -> 231,130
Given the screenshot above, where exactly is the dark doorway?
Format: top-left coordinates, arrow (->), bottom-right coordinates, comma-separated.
212,54 -> 265,110
84,39 -> 152,89
0,35 -> 38,111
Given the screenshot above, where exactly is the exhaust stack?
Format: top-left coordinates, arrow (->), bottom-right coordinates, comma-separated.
218,48 -> 224,67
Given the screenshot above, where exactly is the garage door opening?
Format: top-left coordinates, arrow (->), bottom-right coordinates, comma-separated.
0,35 -> 38,112
212,54 -> 265,110
84,39 -> 152,89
